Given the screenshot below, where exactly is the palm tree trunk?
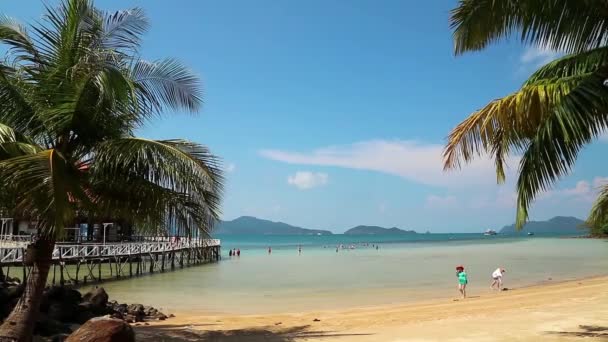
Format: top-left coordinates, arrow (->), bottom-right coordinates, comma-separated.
0,238 -> 54,342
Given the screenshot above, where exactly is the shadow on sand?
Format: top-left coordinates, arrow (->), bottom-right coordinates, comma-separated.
134,324 -> 372,342
545,325 -> 608,338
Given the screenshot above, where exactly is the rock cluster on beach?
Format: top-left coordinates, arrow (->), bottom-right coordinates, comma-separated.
0,276 -> 171,341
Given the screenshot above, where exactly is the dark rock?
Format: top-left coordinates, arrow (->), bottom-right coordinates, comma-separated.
7,285 -> 23,300
50,333 -> 71,342
46,286 -> 65,300
77,301 -> 93,312
64,288 -> 82,304
111,312 -> 124,320
0,285 -> 9,304
82,287 -> 109,309
126,304 -> 144,315
82,287 -> 109,314
48,301 -> 78,323
114,303 -> 128,314
34,314 -> 72,337
66,317 -> 135,342
126,304 -> 144,322
75,309 -> 96,324
155,313 -> 167,321
6,276 -> 20,284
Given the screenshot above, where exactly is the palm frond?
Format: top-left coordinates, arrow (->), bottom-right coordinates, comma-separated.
131,58 -> 203,115
515,67 -> 608,228
443,73 -> 588,179
0,15 -> 38,60
91,138 -> 223,236
0,149 -> 78,237
451,0 -> 608,55
98,7 -> 148,50
525,46 -> 608,84
587,183 -> 608,232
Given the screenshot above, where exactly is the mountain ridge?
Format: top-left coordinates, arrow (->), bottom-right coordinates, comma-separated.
214,216 -> 332,235
344,225 -> 417,235
214,217 -> 417,235
498,216 -> 588,234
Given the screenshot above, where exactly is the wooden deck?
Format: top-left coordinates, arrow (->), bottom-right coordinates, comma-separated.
0,237 -> 222,285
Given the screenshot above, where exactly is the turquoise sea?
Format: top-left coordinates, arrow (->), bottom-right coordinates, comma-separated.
96,234 -> 608,315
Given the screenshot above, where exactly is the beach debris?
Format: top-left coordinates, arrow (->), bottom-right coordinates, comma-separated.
275,322 -> 282,325
313,318 -> 321,322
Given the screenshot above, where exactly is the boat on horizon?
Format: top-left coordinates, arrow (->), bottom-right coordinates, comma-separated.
483,229 -> 497,236
527,232 -> 535,236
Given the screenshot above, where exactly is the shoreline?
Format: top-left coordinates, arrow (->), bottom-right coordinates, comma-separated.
136,275 -> 608,341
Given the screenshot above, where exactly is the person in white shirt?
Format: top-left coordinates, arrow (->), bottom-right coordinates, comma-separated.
491,268 -> 506,290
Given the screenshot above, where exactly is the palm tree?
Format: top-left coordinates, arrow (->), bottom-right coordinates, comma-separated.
443,0 -> 608,231
0,0 -> 223,340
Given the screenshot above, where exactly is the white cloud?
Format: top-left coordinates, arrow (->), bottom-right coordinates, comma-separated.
593,177 -> 608,188
521,45 -> 560,68
226,163 -> 236,173
538,177 -> 607,203
261,140 -> 519,188
426,195 -> 457,208
287,171 -> 329,190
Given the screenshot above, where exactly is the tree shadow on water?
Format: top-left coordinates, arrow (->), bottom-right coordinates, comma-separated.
135,324 -> 373,342
545,325 -> 608,338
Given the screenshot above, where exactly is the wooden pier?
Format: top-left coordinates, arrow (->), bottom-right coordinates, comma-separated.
0,237 -> 221,285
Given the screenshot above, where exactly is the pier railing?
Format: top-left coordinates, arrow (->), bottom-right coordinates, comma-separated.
0,239 -> 220,264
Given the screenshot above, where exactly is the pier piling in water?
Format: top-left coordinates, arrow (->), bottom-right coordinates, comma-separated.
0,237 -> 221,285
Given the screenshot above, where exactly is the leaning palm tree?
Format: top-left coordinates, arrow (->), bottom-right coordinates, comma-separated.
0,0 -> 223,340
443,0 -> 608,231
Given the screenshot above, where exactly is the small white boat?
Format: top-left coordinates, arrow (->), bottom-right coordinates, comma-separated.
483,229 -> 497,236
527,232 -> 535,236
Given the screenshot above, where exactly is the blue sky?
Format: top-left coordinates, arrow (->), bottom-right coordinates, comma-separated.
5,1 -> 607,232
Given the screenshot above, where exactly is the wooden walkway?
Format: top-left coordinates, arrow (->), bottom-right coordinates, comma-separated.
0,238 -> 221,285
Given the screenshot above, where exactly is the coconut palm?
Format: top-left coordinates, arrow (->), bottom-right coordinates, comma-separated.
443,0 -> 608,231
0,0 -> 223,340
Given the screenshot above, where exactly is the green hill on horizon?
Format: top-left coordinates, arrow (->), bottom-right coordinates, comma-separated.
214,216 -> 333,235
344,225 -> 416,235
498,216 -> 588,234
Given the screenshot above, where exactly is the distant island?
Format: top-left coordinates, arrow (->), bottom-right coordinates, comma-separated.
214,216 -> 332,235
499,216 -> 588,234
214,217 -> 418,235
344,226 -> 416,235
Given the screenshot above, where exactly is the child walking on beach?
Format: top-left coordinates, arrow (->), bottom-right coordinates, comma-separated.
491,268 -> 505,290
456,265 -> 468,299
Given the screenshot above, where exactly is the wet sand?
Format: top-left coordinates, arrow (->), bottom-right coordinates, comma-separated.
136,276 -> 608,341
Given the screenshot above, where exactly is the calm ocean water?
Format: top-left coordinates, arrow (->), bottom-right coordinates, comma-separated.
95,234 -> 608,315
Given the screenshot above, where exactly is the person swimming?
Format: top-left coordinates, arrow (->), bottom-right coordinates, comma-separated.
456,265 -> 468,299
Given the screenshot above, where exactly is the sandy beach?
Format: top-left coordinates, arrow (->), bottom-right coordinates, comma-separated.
135,275 -> 608,341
